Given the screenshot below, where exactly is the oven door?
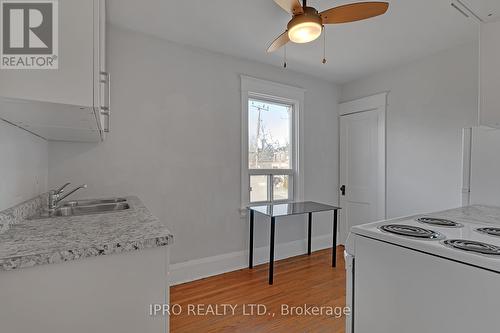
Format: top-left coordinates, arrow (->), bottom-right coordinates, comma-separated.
355,236 -> 500,333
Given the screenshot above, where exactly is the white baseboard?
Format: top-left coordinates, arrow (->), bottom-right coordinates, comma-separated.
169,234 -> 336,286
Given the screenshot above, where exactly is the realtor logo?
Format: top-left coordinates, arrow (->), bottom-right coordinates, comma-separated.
1,0 -> 58,69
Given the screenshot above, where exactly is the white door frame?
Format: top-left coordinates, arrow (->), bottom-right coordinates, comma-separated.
338,92 -> 387,244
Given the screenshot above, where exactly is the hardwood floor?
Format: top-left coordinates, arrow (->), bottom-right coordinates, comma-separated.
171,247 -> 346,333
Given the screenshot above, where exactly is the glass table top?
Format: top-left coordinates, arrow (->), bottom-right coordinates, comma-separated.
249,201 -> 340,217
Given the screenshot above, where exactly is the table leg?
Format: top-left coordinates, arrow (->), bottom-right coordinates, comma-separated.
308,212 -> 312,255
269,216 -> 276,285
249,210 -> 254,269
332,209 -> 338,267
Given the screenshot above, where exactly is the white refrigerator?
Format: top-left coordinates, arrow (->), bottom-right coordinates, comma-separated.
462,126 -> 500,206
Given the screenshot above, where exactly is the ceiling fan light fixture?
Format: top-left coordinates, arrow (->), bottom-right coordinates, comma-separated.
268,1 -> 389,53
288,21 -> 322,43
287,7 -> 323,44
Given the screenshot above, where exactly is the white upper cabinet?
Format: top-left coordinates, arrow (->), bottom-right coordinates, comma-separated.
0,0 -> 108,142
479,20 -> 500,128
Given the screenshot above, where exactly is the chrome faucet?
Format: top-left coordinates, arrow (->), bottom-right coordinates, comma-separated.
48,183 -> 87,211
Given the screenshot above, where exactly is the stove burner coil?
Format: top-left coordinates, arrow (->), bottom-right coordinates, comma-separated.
416,217 -> 463,228
476,227 -> 500,238
443,239 -> 500,256
379,224 -> 444,240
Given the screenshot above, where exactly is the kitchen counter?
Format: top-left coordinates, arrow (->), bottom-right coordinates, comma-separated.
0,196 -> 173,271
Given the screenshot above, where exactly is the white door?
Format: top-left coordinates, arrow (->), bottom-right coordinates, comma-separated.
339,94 -> 386,244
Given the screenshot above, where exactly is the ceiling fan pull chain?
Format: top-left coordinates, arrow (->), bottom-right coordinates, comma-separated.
322,27 -> 327,64
284,44 -> 287,68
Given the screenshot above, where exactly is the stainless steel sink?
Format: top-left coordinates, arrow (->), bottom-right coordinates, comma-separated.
52,203 -> 130,217
30,202 -> 130,219
62,198 -> 127,207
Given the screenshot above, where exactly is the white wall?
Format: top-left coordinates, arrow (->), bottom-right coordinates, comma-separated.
340,42 -> 478,218
47,26 -> 339,265
0,121 -> 48,210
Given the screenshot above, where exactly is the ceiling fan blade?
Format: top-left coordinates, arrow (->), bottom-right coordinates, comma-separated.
321,2 -> 389,24
267,31 -> 290,53
273,0 -> 304,15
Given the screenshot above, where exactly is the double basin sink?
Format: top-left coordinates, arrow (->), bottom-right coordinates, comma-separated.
31,198 -> 130,219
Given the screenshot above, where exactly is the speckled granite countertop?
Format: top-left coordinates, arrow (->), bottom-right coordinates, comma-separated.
0,196 -> 173,271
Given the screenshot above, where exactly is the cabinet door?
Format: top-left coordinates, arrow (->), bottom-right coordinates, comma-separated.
0,0 -> 94,107
480,21 -> 500,128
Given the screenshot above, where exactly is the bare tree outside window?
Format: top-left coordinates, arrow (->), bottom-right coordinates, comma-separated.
248,99 -> 293,203
248,99 -> 291,169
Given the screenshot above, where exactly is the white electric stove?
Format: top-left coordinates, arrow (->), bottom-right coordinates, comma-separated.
345,205 -> 500,333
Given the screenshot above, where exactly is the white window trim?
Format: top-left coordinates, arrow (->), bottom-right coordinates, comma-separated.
240,75 -> 305,211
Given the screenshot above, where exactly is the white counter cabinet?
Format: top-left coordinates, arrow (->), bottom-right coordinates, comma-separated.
0,247 -> 170,333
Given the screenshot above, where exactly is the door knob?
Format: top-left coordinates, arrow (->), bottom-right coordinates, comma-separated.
340,185 -> 346,196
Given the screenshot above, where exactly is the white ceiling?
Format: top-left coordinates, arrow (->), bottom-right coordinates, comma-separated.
108,0 -> 479,84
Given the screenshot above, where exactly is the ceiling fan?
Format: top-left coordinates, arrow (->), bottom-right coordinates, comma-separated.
267,0 -> 389,53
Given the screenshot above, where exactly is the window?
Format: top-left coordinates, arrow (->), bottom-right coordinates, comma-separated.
241,76 -> 304,207
248,99 -> 293,203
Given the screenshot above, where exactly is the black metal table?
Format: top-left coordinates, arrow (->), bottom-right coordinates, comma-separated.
248,201 -> 341,285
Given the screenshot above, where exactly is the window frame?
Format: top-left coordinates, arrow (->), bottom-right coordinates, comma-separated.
241,76 -> 305,210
